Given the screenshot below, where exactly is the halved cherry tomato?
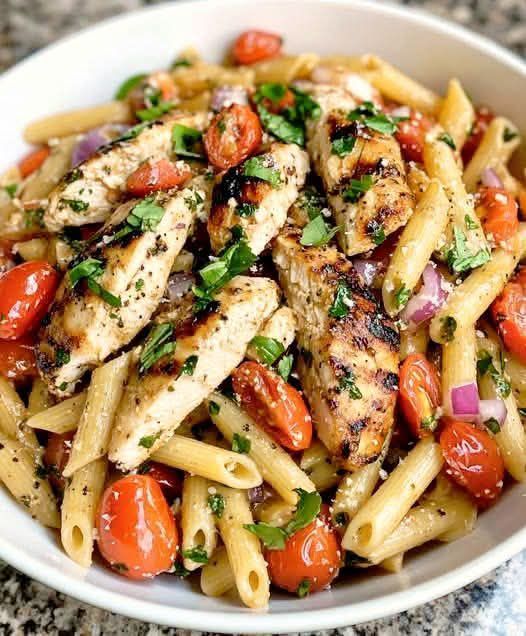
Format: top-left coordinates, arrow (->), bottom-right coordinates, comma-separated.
139,462 -> 182,502
394,109 -> 433,164
18,146 -> 51,179
0,335 -> 37,381
43,431 -> 75,492
126,159 -> 192,196
265,504 -> 341,595
476,186 -> 518,245
204,104 -> 262,170
491,268 -> 526,363
0,262 -> 59,340
439,419 -> 504,506
399,353 -> 441,438
232,362 -> 312,451
97,474 -> 178,580
461,107 -> 494,164
232,30 -> 282,65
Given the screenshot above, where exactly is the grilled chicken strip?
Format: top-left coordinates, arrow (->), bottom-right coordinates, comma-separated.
208,142 -> 309,255
108,276 -> 280,470
304,83 -> 414,256
273,227 -> 399,469
38,176 -> 211,396
44,112 -> 208,231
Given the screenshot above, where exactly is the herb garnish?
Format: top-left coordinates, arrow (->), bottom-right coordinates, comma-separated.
297,580 -> 311,598
172,123 -> 203,158
182,546 -> 209,564
394,284 -> 411,309
438,132 -> 456,150
440,316 -> 457,342
208,400 -> 221,415
503,127 -> 518,142
484,417 -> 501,434
232,433 -> 251,454
243,156 -> 282,186
332,135 -> 356,157
111,197 -> 165,243
61,198 -> 89,213
329,282 -> 353,318
369,220 -> 386,245
208,493 -> 225,518
249,336 -> 285,366
300,215 -> 340,247
477,350 -> 511,398
339,368 -> 362,400
115,73 -> 147,100
69,258 -> 121,307
347,101 -> 405,135
179,354 -> 198,377
237,203 -> 257,217
139,323 -> 176,374
446,227 -> 490,273
257,105 -> 304,146
4,184 -> 17,199
342,175 -> 374,203
138,432 -> 161,449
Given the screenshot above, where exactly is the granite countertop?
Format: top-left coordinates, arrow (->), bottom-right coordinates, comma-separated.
1,1 -> 526,634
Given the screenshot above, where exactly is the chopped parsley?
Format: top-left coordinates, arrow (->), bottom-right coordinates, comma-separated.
421,414 -> 438,431
64,168 -> 83,184
249,336 -> 285,365
138,432 -> 161,449
297,579 -> 311,598
503,127 -> 518,142
207,493 -> 225,518
182,546 -> 209,564
477,350 -> 511,398
446,227 -> 490,273
139,323 -> 176,374
298,187 -> 326,219
208,400 -> 221,415
438,132 -> 456,150
484,417 -> 501,434
243,156 -> 282,187
339,368 -> 362,400
394,284 -> 411,309
369,220 -> 386,245
25,208 -> 44,229
179,354 -> 198,377
111,197 -> 165,242
237,203 -> 257,217
115,73 -> 147,100
465,215 -> 478,230
184,190 -> 204,213
342,175 -> 374,203
171,561 -> 191,577
334,512 -> 348,526
300,214 -> 339,247
232,433 -> 251,454
277,354 -> 294,382
440,316 -> 457,342
68,258 -> 121,307
331,135 -> 356,157
55,347 -> 70,366
4,184 -> 17,199
172,123 -> 203,159
329,282 -> 352,318
60,198 -> 89,213
244,489 -> 321,550
135,278 -> 144,291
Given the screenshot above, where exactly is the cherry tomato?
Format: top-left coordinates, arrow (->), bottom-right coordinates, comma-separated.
126,159 -> 192,196
139,462 -> 182,502
399,353 -> 441,438
18,146 -> 51,179
204,104 -> 262,170
232,361 -> 312,451
0,241 -> 15,275
394,109 -> 433,164
461,107 -> 494,164
0,262 -> 59,340
265,505 -> 341,595
43,431 -> 75,492
491,268 -> 526,363
148,71 -> 177,102
0,335 -> 37,381
97,474 -> 178,580
232,30 -> 282,65
439,419 -> 504,506
476,186 -> 518,245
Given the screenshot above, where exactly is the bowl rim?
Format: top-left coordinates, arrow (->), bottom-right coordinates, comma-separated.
1,0 -> 526,630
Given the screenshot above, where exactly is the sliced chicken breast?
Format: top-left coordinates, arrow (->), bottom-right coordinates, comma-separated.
208,142 -> 309,255
273,227 -> 399,469
305,83 -> 414,256
37,176 -> 211,396
108,276 -> 280,470
44,112 -> 208,231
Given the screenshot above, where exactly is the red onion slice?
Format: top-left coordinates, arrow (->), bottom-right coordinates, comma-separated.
478,399 -> 507,428
451,382 -> 480,420
71,124 -> 129,167
211,86 -> 248,112
401,263 -> 448,327
353,259 -> 380,286
481,167 -> 503,189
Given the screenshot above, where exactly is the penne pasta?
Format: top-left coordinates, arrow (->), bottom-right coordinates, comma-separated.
438,78 -> 475,151
252,54 -> 320,84
441,325 -> 478,416
26,391 -> 87,434
207,392 -> 315,504
253,497 -> 295,527
152,434 -> 262,489
331,462 -> 381,530
27,378 -> 54,419
181,476 -> 217,571
13,237 -> 49,261
379,552 -> 404,573
200,546 -> 236,598
0,376 -> 39,451
299,440 -> 341,492
172,63 -> 254,98
400,324 -> 429,360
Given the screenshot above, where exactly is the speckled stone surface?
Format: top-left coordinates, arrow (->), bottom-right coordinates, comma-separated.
1,1 -> 526,634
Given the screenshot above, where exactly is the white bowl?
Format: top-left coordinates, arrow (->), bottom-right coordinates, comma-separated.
1,0 -> 526,630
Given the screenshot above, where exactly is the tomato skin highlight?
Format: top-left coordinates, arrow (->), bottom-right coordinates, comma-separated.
126,159 -> 192,196
266,505 -> 341,594
232,361 -> 312,451
232,30 -> 282,65
461,107 -> 494,165
97,474 -> 178,580
394,109 -> 433,164
204,104 -> 262,170
0,261 -> 59,340
399,353 -> 441,438
0,335 -> 37,381
439,419 -> 504,506
139,462 -> 182,502
476,186 -> 518,245
18,146 -> 51,179
491,268 -> 526,364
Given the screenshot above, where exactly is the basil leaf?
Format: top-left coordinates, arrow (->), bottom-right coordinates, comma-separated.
69,258 -> 104,287
257,105 -> 304,146
300,215 -> 339,247
114,122 -> 151,143
136,102 -> 174,122
172,123 -> 203,158
237,203 -> 257,217
115,73 -> 147,100
207,493 -> 225,518
243,156 -> 282,187
339,369 -> 362,400
440,316 -> 457,342
347,101 -> 400,135
342,175 -> 374,203
298,187 -> 327,220
421,414 -> 438,431
438,132 -> 456,150
243,523 -> 288,550
179,354 -> 198,377
139,323 -> 176,374
503,127 -> 518,142
182,546 -> 209,564
208,400 -> 221,415
329,282 -> 352,318
286,87 -> 321,123
484,417 -> 501,434
249,336 -> 285,365
297,579 -> 311,598
331,136 -> 356,157
86,278 -> 122,308
138,432 -> 161,449
4,184 -> 17,199
284,489 -> 322,536
477,350 -> 511,398
172,58 -> 192,70
55,347 -> 70,366
171,562 -> 191,577
277,354 -> 293,382
465,215 -> 478,230
232,433 -> 251,454
255,83 -> 287,103
394,284 -> 411,309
